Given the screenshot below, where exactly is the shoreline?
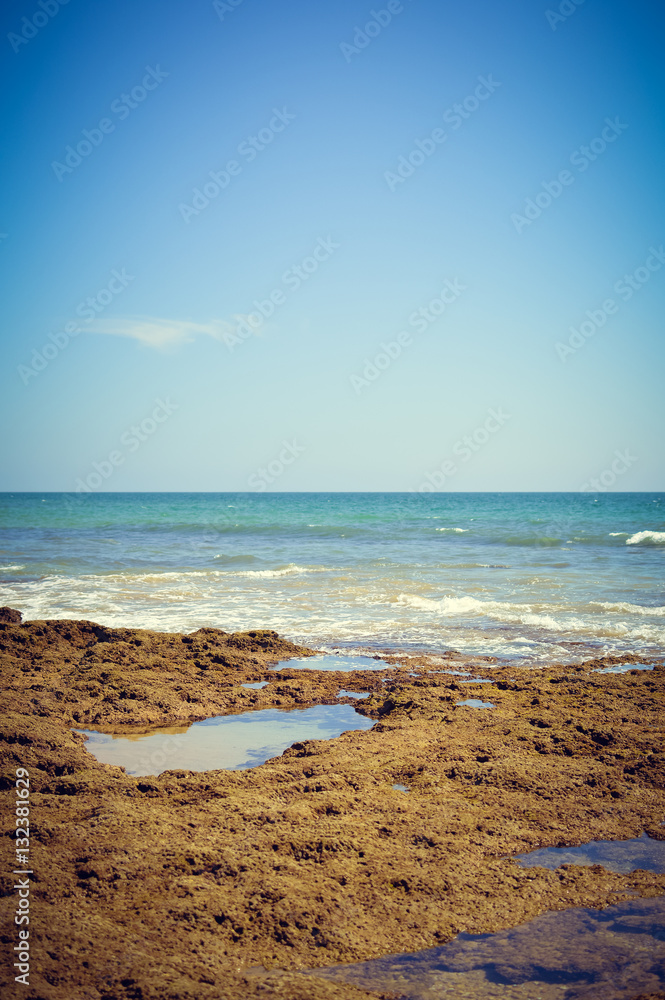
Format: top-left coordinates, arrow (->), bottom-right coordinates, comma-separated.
3,609 -> 663,677
1,608 -> 664,999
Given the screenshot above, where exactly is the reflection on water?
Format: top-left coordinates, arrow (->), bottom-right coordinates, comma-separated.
74,704 -> 373,776
338,689 -> 370,699
456,698 -> 495,709
593,663 -> 654,674
430,670 -> 472,676
272,653 -> 390,671
308,897 -> 665,999
241,681 -> 269,689
515,831 -> 665,874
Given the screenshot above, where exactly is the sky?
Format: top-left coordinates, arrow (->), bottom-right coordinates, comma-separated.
1,0 -> 664,492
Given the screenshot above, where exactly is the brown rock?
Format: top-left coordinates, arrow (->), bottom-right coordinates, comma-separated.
0,619 -> 664,999
0,605 -> 22,623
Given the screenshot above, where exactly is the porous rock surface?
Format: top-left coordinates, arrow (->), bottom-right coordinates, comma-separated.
0,611 -> 663,999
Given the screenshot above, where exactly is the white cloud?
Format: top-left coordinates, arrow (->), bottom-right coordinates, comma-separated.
88,315 -> 265,350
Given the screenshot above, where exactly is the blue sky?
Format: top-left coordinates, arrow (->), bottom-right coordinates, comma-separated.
1,0 -> 664,491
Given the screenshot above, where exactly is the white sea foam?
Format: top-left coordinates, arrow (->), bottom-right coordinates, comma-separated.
609,532 -> 629,537
396,593 -> 486,614
235,564 -> 328,579
393,592 -> 665,641
0,564 -> 25,571
500,611 -> 567,631
594,601 -> 665,617
626,531 -> 665,545
24,566 -> 328,585
395,594 -> 563,628
435,527 -> 469,533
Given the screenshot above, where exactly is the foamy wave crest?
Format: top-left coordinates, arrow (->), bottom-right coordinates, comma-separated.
80,565 -> 328,583
396,593 -> 486,614
500,611 -> 567,631
0,564 -> 25,571
609,532 -> 629,537
435,527 -> 469,533
395,594 -> 570,632
594,601 -> 665,617
626,531 -> 665,545
235,564 -> 327,579
97,571 -> 227,583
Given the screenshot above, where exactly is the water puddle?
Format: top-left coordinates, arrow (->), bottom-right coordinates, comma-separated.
338,689 -> 370,699
515,831 -> 665,874
456,698 -> 495,709
241,681 -> 269,689
273,654 -> 390,672
460,677 -> 495,684
307,896 -> 665,999
392,783 -> 409,793
74,704 -> 373,776
430,669 -> 472,677
593,663 -> 654,674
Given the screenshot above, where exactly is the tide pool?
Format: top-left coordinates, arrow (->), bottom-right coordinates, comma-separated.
75,703 -> 374,776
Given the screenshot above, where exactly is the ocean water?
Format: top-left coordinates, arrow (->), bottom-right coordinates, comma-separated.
0,492 -> 663,666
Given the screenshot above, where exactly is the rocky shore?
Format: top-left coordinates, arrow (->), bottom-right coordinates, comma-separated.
1,608 -> 664,999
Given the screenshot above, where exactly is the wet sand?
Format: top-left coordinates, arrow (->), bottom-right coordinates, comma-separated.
0,608 -> 664,999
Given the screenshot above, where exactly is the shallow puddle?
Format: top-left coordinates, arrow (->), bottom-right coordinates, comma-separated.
241,681 -> 268,689
74,704 -> 373,776
392,783 -> 410,793
338,689 -> 370,699
307,896 -> 665,999
273,654 -> 389,672
430,669 -> 472,677
593,663 -> 654,674
515,831 -> 665,874
460,678 -> 495,684
456,698 -> 495,709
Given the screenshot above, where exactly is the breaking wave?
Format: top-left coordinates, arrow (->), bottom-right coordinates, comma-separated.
234,565 -> 329,579
626,531 -> 665,545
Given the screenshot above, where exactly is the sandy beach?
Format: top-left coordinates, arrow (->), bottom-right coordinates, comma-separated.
1,607 -> 664,999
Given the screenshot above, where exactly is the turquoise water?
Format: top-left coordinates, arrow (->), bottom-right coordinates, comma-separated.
1,492 -> 664,664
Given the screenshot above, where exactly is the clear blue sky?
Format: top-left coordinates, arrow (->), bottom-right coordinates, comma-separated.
1,0 -> 664,491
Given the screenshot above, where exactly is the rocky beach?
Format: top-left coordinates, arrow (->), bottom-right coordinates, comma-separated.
3,0 -> 665,990
1,607 -> 664,999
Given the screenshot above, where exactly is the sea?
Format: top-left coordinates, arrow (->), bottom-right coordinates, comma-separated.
0,492 -> 663,667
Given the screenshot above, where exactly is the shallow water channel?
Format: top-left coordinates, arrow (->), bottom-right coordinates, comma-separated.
593,663 -> 654,674
272,653 -> 390,671
307,896 -> 665,999
515,831 -> 665,874
74,704 -> 373,776
455,698 -> 496,709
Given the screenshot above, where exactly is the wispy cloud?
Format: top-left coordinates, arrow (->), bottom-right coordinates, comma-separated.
88,315 -> 264,350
